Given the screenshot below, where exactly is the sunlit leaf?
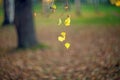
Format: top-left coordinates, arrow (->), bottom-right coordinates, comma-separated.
58,18 -> 62,26
64,42 -> 70,49
64,15 -> 71,27
116,1 -> 120,7
58,32 -> 66,42
61,32 -> 66,38
52,4 -> 57,9
58,36 -> 65,42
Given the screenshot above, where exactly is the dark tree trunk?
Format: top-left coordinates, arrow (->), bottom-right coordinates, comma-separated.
15,0 -> 38,48
2,0 -> 10,25
2,0 -> 14,26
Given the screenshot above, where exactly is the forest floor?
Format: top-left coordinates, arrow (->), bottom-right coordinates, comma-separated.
0,24 -> 120,80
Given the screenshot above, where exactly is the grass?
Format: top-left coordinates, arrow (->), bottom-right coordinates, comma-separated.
72,5 -> 120,25
31,43 -> 51,51
72,14 -> 120,25
33,3 -> 120,26
0,3 -> 120,26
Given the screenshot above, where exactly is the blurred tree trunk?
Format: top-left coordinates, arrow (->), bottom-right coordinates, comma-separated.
64,0 -> 70,11
75,0 -> 81,15
15,0 -> 38,48
9,0 -> 14,24
2,0 -> 14,26
105,0 -> 111,5
42,0 -> 50,16
93,0 -> 99,13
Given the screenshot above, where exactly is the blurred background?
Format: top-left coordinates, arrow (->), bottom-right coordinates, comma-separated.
0,0 -> 120,80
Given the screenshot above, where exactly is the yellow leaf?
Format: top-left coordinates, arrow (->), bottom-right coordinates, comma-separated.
65,42 -> 70,49
58,36 -> 65,42
61,32 -> 66,37
52,4 -> 57,9
116,1 -> 120,7
58,32 -> 66,42
64,15 -> 71,27
58,18 -> 62,26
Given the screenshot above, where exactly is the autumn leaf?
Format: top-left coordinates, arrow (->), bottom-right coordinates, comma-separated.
64,15 -> 71,27
64,42 -> 70,49
58,18 -> 62,26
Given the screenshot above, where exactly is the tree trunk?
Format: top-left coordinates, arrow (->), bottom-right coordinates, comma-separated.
64,0 -> 70,11
75,0 -> 81,15
9,0 -> 14,23
42,0 -> 50,16
93,0 -> 99,13
15,0 -> 38,48
2,0 -> 14,26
